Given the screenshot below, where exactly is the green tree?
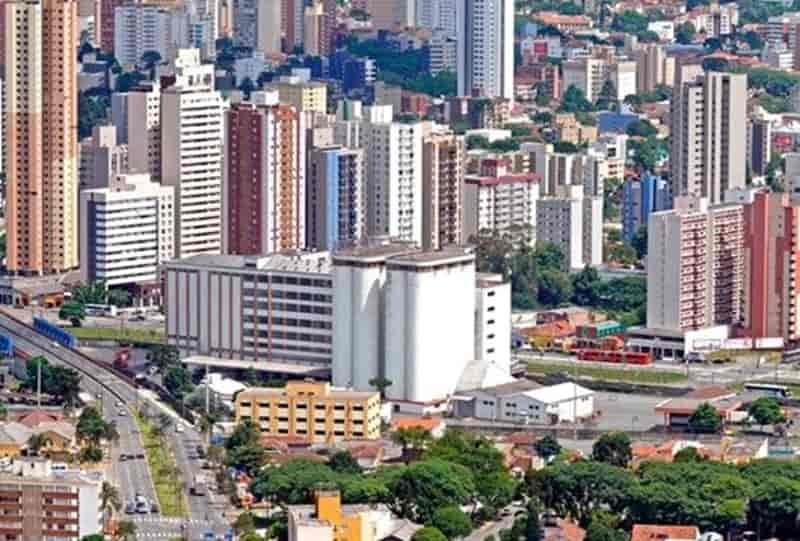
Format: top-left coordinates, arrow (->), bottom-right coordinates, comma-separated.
107,288 -> 131,308
559,85 -> 594,113
389,459 -> 475,523
748,397 -> 786,431
592,432 -> 632,467
607,244 -> 638,266
572,266 -> 601,306
79,443 -> 103,463
328,450 -> 362,475
533,435 -> 562,461
553,141 -> 580,153
100,481 -> 122,519
146,344 -> 180,372
250,459 -> 337,505
595,80 -> 618,111
163,364 -> 194,398
234,511 -> 256,534
71,281 -> 108,304
82,535 -> 106,541
432,506 -> 473,539
77,406 -> 111,444
226,419 -> 266,474
537,269 -> 573,307
527,461 -> 635,527
688,402 -> 722,433
585,522 -> 626,541
115,519 -> 137,541
631,226 -> 648,259
603,176 -> 623,221
626,119 -> 658,138
391,426 -> 432,464
673,446 -> 704,463
611,10 -> 649,33
411,527 -> 448,541
749,478 -> 800,538
467,135 -> 490,150
27,433 -> 51,455
675,22 -> 696,44
59,301 -> 86,327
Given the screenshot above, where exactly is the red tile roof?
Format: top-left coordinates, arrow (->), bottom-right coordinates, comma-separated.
17,410 -> 60,428
391,417 -> 443,432
631,525 -> 699,541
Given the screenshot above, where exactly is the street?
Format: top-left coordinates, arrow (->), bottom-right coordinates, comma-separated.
0,311 -> 231,539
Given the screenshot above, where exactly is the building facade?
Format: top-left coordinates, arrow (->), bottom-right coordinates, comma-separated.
421,133 -> 465,250
741,191 -> 800,342
123,81 -> 162,181
647,197 -> 744,331
622,173 -> 671,243
235,381 -> 380,442
5,0 -> 80,275
536,185 -> 603,270
78,125 -> 129,190
306,146 -> 365,252
456,0 -> 514,100
223,93 -> 306,255
670,71 -> 747,204
165,253 -> 334,368
161,51 -> 224,258
463,159 -> 539,241
80,173 -> 174,290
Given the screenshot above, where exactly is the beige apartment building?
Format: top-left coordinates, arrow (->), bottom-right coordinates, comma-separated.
4,0 -> 79,275
422,133 -> 465,250
670,70 -> 747,204
235,381 -> 381,443
266,77 -> 328,114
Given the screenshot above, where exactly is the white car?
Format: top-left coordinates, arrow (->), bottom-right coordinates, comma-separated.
176,424 -> 184,433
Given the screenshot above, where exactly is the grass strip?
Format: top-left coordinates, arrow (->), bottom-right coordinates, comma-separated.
527,361 -> 688,385
70,326 -> 166,345
134,413 -> 188,517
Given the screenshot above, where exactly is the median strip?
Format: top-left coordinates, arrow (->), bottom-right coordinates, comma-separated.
134,413 -> 189,517
527,360 -> 688,385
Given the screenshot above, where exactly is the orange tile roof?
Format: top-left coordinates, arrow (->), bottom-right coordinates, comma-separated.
391,417 -> 443,432
17,410 -> 60,428
631,525 -> 700,541
544,519 -> 586,541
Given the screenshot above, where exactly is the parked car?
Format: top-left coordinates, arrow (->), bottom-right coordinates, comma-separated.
125,502 -> 136,514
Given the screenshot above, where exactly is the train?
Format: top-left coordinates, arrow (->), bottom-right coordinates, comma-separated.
576,348 -> 652,365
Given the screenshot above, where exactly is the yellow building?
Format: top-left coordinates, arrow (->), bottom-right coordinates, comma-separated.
234,381 -> 381,443
266,78 -> 328,114
288,490 -> 420,541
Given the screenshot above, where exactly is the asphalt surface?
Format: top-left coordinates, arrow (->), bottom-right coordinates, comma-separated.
0,312 -> 230,540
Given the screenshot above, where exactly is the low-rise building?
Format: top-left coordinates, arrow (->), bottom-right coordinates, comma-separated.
0,459 -> 103,539
630,525 -> 700,541
454,381 -> 594,424
235,381 -> 381,442
288,489 -> 421,541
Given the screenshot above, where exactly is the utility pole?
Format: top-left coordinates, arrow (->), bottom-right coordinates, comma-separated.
36,358 -> 41,409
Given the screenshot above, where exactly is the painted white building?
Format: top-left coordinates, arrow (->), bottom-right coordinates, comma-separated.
536,185 -> 602,269
475,273 -> 511,372
384,248 -> 476,402
79,173 -> 174,288
233,51 -> 269,85
457,381 -> 594,423
114,4 -> 189,68
463,158 -> 540,240
161,50 -> 225,258
165,252 -> 334,367
363,107 -> 424,245
456,0 -> 514,100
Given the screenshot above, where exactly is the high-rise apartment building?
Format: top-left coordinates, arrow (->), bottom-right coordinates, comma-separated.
647,197 -> 744,331
741,192 -> 800,342
80,173 -> 174,290
747,117 -> 772,178
622,173 -> 670,243
306,145 -> 365,251
368,0 -> 414,29
422,132 -> 464,250
416,0 -> 456,36
632,43 -> 674,93
99,0 -> 120,52
122,81 -> 162,181
362,107 -> 423,245
282,0 -> 304,51
456,0 -> 514,100
670,70 -> 747,204
256,0 -> 281,53
536,185 -> 602,270
5,0 -> 80,275
563,58 -> 637,102
232,0 -> 258,47
113,4 -> 189,67
161,50 -> 224,258
463,158 -> 539,242
223,91 -> 306,255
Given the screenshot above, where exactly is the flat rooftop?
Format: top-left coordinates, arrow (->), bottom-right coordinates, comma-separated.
332,241 -> 420,263
386,246 -> 475,267
237,386 -> 377,401
183,356 -> 330,377
165,251 -> 332,274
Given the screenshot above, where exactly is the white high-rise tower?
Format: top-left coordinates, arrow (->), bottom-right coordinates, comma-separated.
456,0 -> 514,100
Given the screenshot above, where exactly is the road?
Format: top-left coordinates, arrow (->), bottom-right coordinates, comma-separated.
0,312 -> 231,539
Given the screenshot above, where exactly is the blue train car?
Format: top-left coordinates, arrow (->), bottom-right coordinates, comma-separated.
0,335 -> 13,356
33,317 -> 77,348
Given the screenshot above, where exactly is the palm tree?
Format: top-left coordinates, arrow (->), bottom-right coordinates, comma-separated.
105,421 -> 120,445
27,434 -> 51,456
100,481 -> 121,525
115,520 -> 137,541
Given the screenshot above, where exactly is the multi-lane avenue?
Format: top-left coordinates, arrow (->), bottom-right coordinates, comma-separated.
0,311 -> 231,539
